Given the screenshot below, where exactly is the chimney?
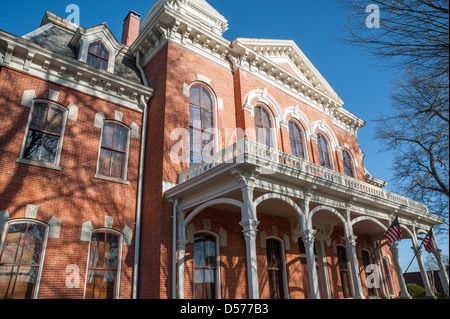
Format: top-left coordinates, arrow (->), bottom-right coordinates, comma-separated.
121,10 -> 141,46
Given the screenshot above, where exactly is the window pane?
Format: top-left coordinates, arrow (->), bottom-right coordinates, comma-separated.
87,55 -> 98,68
190,128 -> 202,154
102,270 -> 116,299
202,88 -> 213,110
89,233 -> 106,268
97,59 -> 108,71
204,269 -> 215,299
190,105 -> 202,129
102,124 -> 115,149
20,224 -> 45,265
262,109 -> 271,127
46,107 -> 63,135
89,42 -> 100,55
205,236 -> 216,268
255,107 -> 262,125
105,234 -> 119,269
202,132 -> 214,157
194,236 -> 205,268
98,149 -> 112,176
190,152 -> 202,166
85,269 -> 102,299
0,266 -> 17,299
114,126 -> 127,153
194,269 -> 204,299
40,134 -> 59,164
98,43 -> 109,59
190,86 -> 201,105
23,135 -> 41,163
0,224 -> 27,264
202,110 -> 214,132
11,266 -> 37,299
109,150 -> 124,179
30,104 -> 49,131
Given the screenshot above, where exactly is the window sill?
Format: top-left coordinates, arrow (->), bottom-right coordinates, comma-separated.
16,158 -> 62,171
94,174 -> 130,185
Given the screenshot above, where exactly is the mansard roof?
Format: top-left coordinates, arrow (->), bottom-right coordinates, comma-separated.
23,11 -> 143,84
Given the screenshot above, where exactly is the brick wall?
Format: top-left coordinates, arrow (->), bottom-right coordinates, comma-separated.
0,66 -> 142,299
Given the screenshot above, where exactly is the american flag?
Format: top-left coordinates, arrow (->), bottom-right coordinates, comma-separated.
385,217 -> 402,243
423,229 -> 434,253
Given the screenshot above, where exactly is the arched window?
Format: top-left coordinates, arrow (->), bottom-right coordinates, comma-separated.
87,41 -> 109,71
255,105 -> 273,148
342,151 -> 355,178
0,221 -> 47,299
97,122 -> 129,180
21,101 -> 67,166
189,84 -> 215,166
361,250 -> 376,296
317,134 -> 332,170
289,121 -> 306,159
193,233 -> 217,299
266,238 -> 286,299
85,231 -> 121,299
336,245 -> 352,298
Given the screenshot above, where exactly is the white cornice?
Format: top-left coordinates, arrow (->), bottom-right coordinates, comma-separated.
131,1 -> 366,136
0,30 -> 153,111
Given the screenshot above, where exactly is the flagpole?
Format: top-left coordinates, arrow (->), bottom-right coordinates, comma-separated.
403,226 -> 434,274
358,216 -> 399,277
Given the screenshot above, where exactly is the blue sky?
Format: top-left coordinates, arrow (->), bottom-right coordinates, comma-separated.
1,0 -> 447,272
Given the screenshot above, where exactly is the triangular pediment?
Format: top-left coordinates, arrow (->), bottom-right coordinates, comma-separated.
235,38 -> 343,104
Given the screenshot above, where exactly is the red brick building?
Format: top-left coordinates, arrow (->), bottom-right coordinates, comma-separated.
0,0 -> 448,300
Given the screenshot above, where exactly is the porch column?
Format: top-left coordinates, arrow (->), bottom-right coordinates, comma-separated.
389,242 -> 411,299
433,249 -> 449,296
177,211 -> 188,299
431,229 -> 449,296
300,229 -> 320,299
233,169 -> 260,299
344,235 -> 365,299
412,244 -> 437,299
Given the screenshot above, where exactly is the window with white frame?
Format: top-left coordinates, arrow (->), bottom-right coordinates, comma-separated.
20,101 -> 68,167
266,238 -> 287,299
193,232 -> 218,299
96,121 -> 130,181
84,230 -> 122,299
0,220 -> 48,299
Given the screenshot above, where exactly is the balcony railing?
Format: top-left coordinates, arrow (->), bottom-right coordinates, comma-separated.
177,138 -> 429,214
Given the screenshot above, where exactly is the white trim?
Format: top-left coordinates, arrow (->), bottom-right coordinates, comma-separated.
265,236 -> 290,299
0,219 -> 50,299
193,230 -> 222,299
83,228 -> 124,299
95,120 -> 131,183
19,99 -> 69,169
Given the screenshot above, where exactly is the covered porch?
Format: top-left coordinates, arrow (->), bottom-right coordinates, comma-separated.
165,138 -> 448,299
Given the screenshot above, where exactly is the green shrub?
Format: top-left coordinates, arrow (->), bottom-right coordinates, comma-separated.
407,283 -> 426,298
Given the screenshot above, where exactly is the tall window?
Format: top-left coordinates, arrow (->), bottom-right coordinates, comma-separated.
336,246 -> 352,298
255,105 -> 273,148
289,121 -> 305,159
98,123 -> 128,180
85,231 -> 120,299
87,41 -> 109,71
266,239 -> 285,299
317,134 -> 332,170
193,233 -> 217,299
342,151 -> 355,178
0,222 -> 47,299
382,257 -> 394,296
189,84 -> 215,166
22,102 -> 66,165
361,250 -> 376,296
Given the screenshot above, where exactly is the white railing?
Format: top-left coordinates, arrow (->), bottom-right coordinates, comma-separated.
177,138 -> 428,213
